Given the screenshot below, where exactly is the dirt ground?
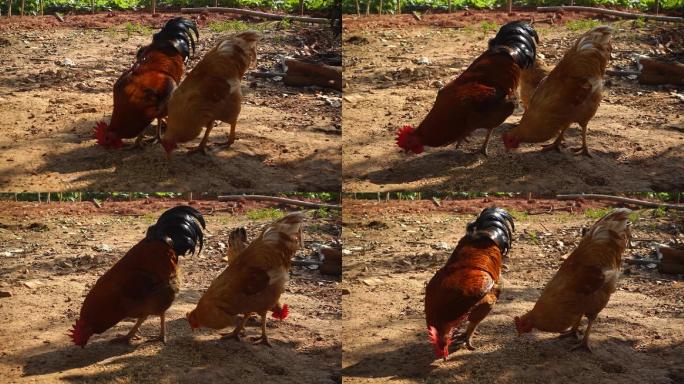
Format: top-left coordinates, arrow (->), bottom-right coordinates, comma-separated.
0,199 -> 342,383
0,12 -> 341,191
341,198 -> 684,383
342,12 -> 684,192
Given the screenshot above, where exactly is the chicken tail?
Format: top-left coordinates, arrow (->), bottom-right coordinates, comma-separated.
139,17 -> 199,61
466,207 -> 515,256
583,208 -> 631,245
488,20 -> 538,69
146,205 -> 206,256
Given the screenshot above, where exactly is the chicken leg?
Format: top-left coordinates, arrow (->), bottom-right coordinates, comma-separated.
187,120 -> 216,156
477,128 -> 494,157
453,284 -> 500,350
571,124 -> 592,157
214,118 -> 238,149
220,315 -> 248,342
571,314 -> 596,353
144,313 -> 167,344
250,311 -> 272,347
111,316 -> 147,345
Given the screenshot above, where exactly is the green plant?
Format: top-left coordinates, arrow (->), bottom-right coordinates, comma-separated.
480,21 -> 499,37
585,207 -> 612,219
565,18 -> 602,31
633,17 -> 647,28
246,207 -> 284,220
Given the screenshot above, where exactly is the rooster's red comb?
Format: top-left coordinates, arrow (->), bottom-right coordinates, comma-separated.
428,326 -> 449,359
272,304 -> 289,320
68,318 -> 89,348
93,121 -> 123,149
396,125 -> 423,154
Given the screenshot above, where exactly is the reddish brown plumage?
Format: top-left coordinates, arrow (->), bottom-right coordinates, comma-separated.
397,52 -> 520,155
71,239 -> 179,347
424,207 -> 514,360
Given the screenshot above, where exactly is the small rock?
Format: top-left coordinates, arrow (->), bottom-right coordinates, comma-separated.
59,58 -> 75,67
95,244 -> 112,252
217,241 -> 226,250
431,80 -> 444,88
0,290 -> 12,298
432,242 -> 451,251
647,263 -> 657,269
341,288 -> 351,295
415,57 -> 431,65
22,280 -> 43,289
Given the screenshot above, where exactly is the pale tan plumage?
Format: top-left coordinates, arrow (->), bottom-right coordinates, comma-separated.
503,26 -> 612,156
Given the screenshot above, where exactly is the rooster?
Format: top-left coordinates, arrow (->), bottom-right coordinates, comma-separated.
514,208 -> 631,352
94,17 -> 198,149
502,26 -> 612,157
396,21 -> 537,156
186,212 -> 303,347
69,205 -> 205,347
161,31 -> 260,157
425,207 -> 514,360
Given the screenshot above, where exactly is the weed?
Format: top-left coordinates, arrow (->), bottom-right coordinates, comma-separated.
585,207 -> 612,220
480,21 -> 499,37
123,22 -> 152,38
633,17 -> 646,29
246,207 -> 284,221
565,19 -> 602,32
315,207 -> 331,218
208,20 -> 273,33
528,230 -> 539,245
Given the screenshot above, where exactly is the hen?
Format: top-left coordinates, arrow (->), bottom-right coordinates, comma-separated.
514,208 -> 631,352
69,205 -> 205,347
186,212 -> 303,346
396,21 -> 537,156
161,31 -> 260,157
502,26 -> 612,157
94,18 -> 198,149
425,207 -> 514,360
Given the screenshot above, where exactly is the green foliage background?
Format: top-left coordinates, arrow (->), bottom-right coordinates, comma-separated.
341,0 -> 684,12
5,0 -> 334,15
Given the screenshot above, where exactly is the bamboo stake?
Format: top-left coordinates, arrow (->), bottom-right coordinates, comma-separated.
214,0 -> 218,7
40,0 -> 43,16
396,0 -> 400,14
20,0 -> 24,16
299,0 -> 304,16
556,194 -> 684,210
217,195 -> 341,209
91,0 -> 94,13
152,0 -> 156,15
365,0 -> 370,16
181,7 -> 329,24
448,0 -> 452,13
355,0 -> 360,16
507,0 -> 512,14
537,6 -> 682,22
6,0 -> 11,17
378,0 -> 382,15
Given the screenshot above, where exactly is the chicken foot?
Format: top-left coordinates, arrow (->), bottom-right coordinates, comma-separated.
250,312 -> 272,347
540,126 -> 568,153
110,316 -> 147,345
571,124 -> 592,157
187,121 -> 216,156
220,315 -> 248,342
571,314 -> 596,353
478,128 -> 494,157
558,318 -> 583,340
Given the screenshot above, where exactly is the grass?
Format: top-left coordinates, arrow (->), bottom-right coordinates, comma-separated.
565,18 -> 602,31
207,20 -> 289,33
585,207 -> 613,220
246,207 -> 284,221
122,22 -> 153,38
480,21 -> 499,37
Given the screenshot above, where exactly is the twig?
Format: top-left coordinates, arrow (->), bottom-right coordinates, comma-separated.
180,7 -> 330,24
623,258 -> 658,266
217,195 -> 341,210
537,6 -> 683,22
292,259 -> 322,267
556,194 -> 684,209
249,71 -> 286,78
606,69 -> 641,76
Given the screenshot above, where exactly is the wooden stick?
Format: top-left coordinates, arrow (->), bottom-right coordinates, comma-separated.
537,6 -> 683,22
355,0 -> 360,17
180,7 -> 329,24
20,0 -> 24,16
40,0 -> 43,16
507,0 -> 512,14
6,0 -> 11,17
91,0 -> 94,14
365,0 -> 370,16
556,194 -> 684,209
152,0 -> 156,15
217,195 -> 341,209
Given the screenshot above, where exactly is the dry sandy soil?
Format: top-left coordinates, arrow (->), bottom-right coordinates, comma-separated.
0,12 -> 341,191
342,198 -> 684,384
342,12 -> 684,192
0,199 -> 342,383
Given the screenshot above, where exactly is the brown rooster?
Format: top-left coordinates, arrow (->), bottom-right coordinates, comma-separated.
94,18 -> 198,149
69,206 -> 205,347
519,57 -> 551,111
397,21 -> 538,156
502,26 -> 612,157
514,208 -> 631,352
425,207 -> 514,360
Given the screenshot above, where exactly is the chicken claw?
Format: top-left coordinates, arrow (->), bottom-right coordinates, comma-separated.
571,342 -> 593,353
187,145 -> 210,156
452,333 -> 476,351
220,330 -> 242,342
558,329 -> 583,340
250,335 -> 272,348
571,146 -> 592,158
110,334 -> 140,345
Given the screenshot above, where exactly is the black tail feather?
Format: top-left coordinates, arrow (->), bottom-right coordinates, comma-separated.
466,207 -> 515,256
488,21 -> 537,69
146,205 -> 205,256
139,17 -> 199,61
